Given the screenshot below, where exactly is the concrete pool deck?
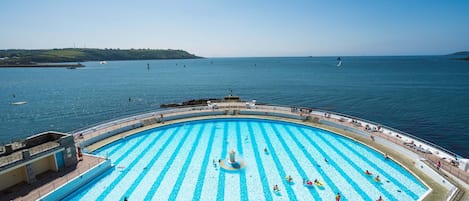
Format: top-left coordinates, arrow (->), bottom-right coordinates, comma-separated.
82,113 -> 464,200
1,154 -> 105,201
20,102 -> 466,201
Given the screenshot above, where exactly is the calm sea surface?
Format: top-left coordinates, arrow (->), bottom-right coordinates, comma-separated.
1,56 -> 468,157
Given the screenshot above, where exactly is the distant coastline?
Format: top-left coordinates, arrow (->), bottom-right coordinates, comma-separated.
0,48 -> 201,67
0,63 -> 84,68
448,51 -> 469,60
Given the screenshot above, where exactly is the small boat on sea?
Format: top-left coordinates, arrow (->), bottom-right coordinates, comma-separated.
12,101 -> 27,105
100,61 -> 107,64
337,57 -> 342,67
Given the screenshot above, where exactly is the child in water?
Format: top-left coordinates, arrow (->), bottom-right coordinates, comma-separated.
336,192 -> 341,201
273,184 -> 280,192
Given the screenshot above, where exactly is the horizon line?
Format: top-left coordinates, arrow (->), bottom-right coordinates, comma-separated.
0,47 -> 467,58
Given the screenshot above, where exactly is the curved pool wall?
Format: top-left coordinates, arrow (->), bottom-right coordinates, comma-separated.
67,118 -> 429,201
66,102 -> 468,199
74,102 -> 467,170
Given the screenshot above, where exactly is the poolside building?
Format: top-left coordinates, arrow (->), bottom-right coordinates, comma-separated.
0,131 -> 78,193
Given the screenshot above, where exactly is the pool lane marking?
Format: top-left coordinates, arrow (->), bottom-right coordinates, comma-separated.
99,138 -> 126,157
105,129 -> 153,157
236,121 -> 249,201
286,124 -> 350,198
143,124 -> 195,200
324,136 -> 399,201
309,128 -> 392,200
97,128 -> 169,200
122,126 -> 182,199
297,127 -> 368,201
97,130 -> 144,162
191,123 -> 217,201
314,131 -> 396,200
258,122 -> 298,200
334,136 -> 418,199
247,121 -> 273,200
77,136 -> 144,198
216,122 -> 229,201
95,128 -> 156,200
317,130 -> 398,200
168,124 -> 206,200
344,137 -> 426,193
285,125 -> 343,199
270,124 -> 322,200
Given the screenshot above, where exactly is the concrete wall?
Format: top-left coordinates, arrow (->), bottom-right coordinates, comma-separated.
80,123 -> 143,148
163,111 -> 225,122
25,133 -> 62,148
0,166 -> 27,191
59,135 -> 78,168
31,156 -> 52,176
320,120 -> 370,137
239,110 -> 306,120
49,154 -> 58,172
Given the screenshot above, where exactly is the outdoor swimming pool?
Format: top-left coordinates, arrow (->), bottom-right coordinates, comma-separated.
65,118 -> 428,201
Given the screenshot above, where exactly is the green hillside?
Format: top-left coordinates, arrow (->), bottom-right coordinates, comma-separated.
0,48 -> 201,65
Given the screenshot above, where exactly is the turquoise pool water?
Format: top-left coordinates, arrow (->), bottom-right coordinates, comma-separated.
65,118 -> 428,201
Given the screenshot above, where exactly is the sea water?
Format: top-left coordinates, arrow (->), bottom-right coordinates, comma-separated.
0,56 -> 468,157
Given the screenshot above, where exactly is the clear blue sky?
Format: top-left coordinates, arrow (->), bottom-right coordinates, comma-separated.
1,0 -> 468,57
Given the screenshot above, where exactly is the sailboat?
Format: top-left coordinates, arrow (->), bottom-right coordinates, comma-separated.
336,57 -> 342,67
